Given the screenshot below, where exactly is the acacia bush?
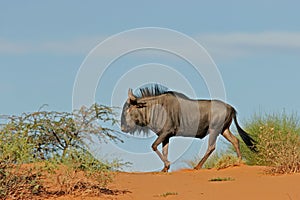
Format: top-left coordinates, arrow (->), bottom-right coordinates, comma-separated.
1,104 -> 119,161
0,104 -> 125,199
238,112 -> 300,174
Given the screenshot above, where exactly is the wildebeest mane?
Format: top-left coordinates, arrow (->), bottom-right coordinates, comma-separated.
134,84 -> 190,100
134,84 -> 168,98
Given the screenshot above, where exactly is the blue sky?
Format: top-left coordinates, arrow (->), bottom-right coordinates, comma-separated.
1,1 -> 300,171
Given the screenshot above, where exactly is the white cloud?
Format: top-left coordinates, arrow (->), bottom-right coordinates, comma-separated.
1,31 -> 300,60
196,32 -> 300,59
0,39 -> 28,54
0,36 -> 106,55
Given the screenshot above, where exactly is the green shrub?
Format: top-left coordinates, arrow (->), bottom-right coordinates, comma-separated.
0,104 -> 126,198
0,130 -> 37,164
238,112 -> 300,174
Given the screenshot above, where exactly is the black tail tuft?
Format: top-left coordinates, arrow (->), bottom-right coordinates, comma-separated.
233,110 -> 257,152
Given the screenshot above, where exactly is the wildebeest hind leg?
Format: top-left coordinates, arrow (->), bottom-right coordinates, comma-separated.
222,128 -> 242,162
194,129 -> 218,170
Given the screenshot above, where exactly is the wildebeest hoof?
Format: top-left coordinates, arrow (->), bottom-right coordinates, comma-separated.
161,163 -> 170,172
161,167 -> 169,172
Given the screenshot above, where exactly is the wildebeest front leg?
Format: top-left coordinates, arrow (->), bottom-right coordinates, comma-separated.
152,134 -> 171,172
161,138 -> 171,172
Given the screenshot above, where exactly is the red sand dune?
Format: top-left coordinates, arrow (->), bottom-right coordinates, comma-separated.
54,165 -> 300,200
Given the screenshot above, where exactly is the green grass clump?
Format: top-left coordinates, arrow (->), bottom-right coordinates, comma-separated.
238,112 -> 300,174
155,192 -> 178,198
209,177 -> 235,182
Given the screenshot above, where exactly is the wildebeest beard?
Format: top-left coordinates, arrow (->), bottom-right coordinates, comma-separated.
129,125 -> 151,136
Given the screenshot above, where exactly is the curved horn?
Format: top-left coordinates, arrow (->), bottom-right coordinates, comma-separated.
128,88 -> 137,102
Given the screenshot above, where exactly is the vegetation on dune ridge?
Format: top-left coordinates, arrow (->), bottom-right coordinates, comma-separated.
0,104 -> 128,199
187,112 -> 300,174
237,112 -> 300,174
186,152 -> 241,170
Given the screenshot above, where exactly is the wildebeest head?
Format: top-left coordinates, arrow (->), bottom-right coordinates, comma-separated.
121,89 -> 147,133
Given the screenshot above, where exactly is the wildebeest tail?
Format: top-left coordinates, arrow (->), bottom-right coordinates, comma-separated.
233,110 -> 257,152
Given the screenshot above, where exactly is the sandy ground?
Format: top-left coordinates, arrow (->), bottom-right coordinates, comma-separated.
107,166 -> 300,200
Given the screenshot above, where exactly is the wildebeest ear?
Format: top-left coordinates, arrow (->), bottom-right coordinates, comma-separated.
127,88 -> 137,104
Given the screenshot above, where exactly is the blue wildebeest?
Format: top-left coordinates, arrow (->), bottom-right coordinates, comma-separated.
121,85 -> 256,172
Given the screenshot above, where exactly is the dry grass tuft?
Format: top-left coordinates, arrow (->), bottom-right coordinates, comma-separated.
214,154 -> 241,170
